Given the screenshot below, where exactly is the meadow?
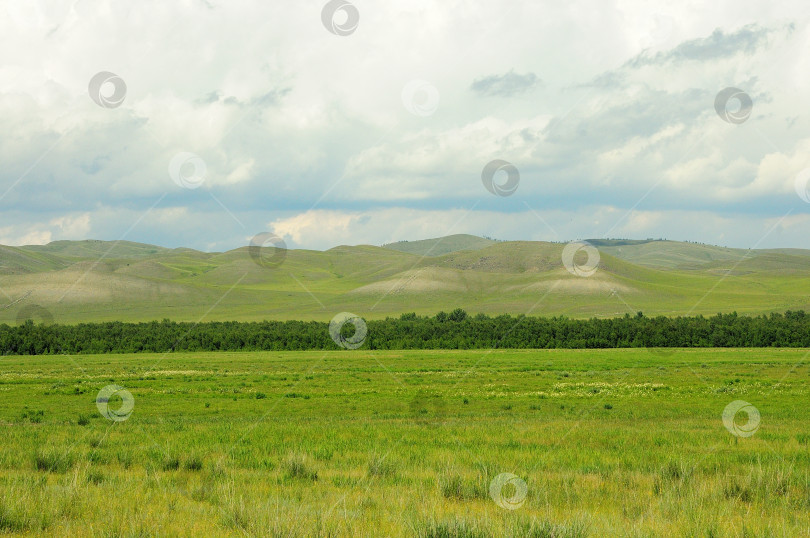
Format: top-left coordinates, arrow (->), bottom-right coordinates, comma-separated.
1,348 -> 809,536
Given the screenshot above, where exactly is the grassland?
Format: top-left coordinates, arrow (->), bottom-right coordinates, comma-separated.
1,348 -> 809,536
2,237 -> 810,324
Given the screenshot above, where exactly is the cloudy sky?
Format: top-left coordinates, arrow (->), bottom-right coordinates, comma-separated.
2,0 -> 810,251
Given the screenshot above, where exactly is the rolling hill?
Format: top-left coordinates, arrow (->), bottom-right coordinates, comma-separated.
1,236 -> 809,324
383,234 -> 497,256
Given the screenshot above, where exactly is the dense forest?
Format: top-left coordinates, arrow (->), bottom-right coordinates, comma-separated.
3,310 -> 810,355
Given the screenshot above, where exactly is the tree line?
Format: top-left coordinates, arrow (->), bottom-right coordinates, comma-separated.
3,309 -> 810,355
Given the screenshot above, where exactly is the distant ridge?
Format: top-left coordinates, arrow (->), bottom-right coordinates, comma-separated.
382,234 -> 497,256
1,236 -> 810,323
584,239 -> 656,247
22,239 -> 170,259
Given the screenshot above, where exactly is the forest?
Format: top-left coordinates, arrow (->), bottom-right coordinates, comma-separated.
2,309 -> 810,355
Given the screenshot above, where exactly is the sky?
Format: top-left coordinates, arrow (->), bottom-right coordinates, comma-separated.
2,0 -> 810,252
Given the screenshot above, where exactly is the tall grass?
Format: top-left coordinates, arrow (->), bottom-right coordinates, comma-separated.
0,349 -> 808,535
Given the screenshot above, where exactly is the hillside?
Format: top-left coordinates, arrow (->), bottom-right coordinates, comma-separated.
0,236 -> 809,324
382,234 -> 496,256
591,239 -> 751,270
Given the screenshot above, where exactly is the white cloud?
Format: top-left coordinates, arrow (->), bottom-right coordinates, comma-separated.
224,158 -> 256,185
0,227 -> 52,246
0,1 -> 809,250
50,213 -> 91,237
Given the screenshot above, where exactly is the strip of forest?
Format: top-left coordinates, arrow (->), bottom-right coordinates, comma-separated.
3,310 -> 810,355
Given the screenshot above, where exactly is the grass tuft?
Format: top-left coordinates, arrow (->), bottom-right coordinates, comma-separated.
33,450 -> 75,473
415,518 -> 488,538
161,456 -> 181,471
184,456 -> 204,471
282,453 -> 318,481
367,455 -> 397,478
510,517 -> 590,538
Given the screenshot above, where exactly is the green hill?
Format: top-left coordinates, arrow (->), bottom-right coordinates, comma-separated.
0,237 -> 809,324
591,240 -> 751,269
383,234 -> 496,256
21,239 -> 170,260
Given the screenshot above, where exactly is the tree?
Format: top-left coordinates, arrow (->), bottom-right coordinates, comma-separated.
448,308 -> 467,322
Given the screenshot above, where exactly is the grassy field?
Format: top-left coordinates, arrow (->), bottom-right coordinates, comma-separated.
1,348 -> 809,536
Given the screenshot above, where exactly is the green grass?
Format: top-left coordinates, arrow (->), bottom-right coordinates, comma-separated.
0,348 -> 809,536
